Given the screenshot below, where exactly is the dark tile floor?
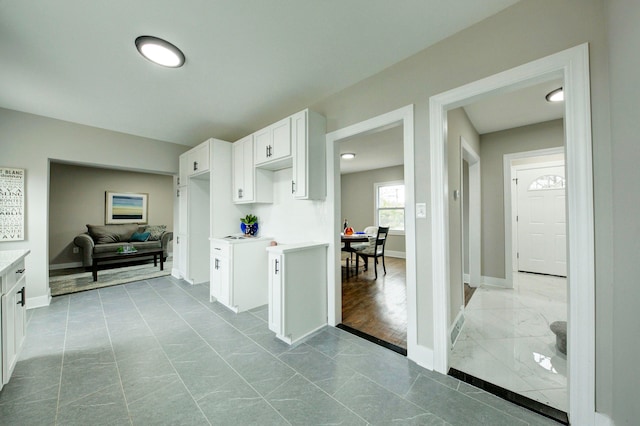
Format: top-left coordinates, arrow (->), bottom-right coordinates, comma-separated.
0,276 -> 560,425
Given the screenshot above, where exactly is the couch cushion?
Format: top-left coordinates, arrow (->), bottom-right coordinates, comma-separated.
130,231 -> 151,242
86,224 -> 139,244
144,225 -> 167,241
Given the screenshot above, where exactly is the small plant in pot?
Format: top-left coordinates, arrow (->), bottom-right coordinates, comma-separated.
240,214 -> 259,236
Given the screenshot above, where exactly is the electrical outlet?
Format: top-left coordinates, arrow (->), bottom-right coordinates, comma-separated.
72,247 -> 79,254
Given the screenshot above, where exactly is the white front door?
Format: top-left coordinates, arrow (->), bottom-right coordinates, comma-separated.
516,165 -> 567,277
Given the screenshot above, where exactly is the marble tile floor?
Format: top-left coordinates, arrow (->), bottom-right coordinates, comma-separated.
451,272 -> 568,413
0,276 -> 561,425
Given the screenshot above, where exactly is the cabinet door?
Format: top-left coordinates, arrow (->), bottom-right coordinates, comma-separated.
177,234 -> 188,278
254,127 -> 271,165
268,253 -> 283,334
233,136 -> 254,203
291,110 -> 307,198
188,141 -> 210,176
2,283 -> 23,384
271,117 -> 291,160
178,154 -> 188,187
211,255 -> 230,306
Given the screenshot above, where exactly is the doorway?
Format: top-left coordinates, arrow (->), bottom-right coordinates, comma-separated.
326,105 -> 418,357
430,44 -> 594,424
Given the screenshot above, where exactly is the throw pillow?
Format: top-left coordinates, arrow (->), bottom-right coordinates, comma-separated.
130,232 -> 151,242
145,225 -> 166,241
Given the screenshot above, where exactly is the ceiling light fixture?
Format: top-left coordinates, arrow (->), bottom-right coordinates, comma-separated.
135,36 -> 185,68
545,87 -> 564,102
341,153 -> 356,160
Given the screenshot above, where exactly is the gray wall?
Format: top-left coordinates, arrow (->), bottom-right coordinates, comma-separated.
311,0 -> 613,417
49,163 -> 174,267
0,108 -> 188,305
606,0 -> 640,422
447,108 -> 479,323
341,165 -> 405,255
479,119 -> 564,279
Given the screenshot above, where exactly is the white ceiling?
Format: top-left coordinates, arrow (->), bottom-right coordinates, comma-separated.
0,0 -> 520,146
339,80 -> 565,174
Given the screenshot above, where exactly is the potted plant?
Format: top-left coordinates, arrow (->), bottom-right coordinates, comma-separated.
240,214 -> 259,236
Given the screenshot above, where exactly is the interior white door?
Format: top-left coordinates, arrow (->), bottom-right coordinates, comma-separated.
516,165 -> 567,277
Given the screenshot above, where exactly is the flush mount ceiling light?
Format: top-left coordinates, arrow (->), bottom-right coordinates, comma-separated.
135,36 -> 185,68
545,87 -> 564,102
341,153 -> 356,160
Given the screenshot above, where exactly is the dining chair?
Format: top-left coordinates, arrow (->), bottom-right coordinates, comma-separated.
356,226 -> 389,279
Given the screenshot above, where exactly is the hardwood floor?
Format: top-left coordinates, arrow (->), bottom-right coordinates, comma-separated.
341,256 -> 407,349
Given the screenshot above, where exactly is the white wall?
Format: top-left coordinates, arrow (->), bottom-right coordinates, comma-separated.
0,108 -> 188,307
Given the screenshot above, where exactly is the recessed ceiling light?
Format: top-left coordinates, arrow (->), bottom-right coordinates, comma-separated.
135,36 -> 185,68
341,153 -> 356,160
546,88 -> 564,102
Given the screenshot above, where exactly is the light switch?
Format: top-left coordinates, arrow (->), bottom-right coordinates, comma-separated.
416,203 -> 427,218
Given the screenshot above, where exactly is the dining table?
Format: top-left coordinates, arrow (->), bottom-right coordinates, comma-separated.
341,233 -> 371,275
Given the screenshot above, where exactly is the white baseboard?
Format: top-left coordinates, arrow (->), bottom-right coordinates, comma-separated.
408,343 -> 434,370
385,250 -> 406,259
463,273 -> 470,284
482,275 -> 509,288
27,292 -> 51,309
595,412 -> 613,426
49,261 -> 83,270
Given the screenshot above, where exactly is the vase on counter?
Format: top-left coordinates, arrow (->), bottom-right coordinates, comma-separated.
240,222 -> 258,236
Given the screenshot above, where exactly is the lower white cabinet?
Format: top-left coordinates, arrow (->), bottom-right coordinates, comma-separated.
210,237 -> 272,313
1,250 -> 29,390
267,242 -> 327,344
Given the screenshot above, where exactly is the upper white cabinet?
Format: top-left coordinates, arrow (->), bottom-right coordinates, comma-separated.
291,109 -> 326,200
187,140 -> 210,177
232,135 -> 273,204
254,117 -> 292,169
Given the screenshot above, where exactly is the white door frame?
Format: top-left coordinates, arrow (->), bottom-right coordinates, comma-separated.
430,44 -> 595,424
505,148 -> 565,276
461,137 -> 481,288
326,105 -> 419,358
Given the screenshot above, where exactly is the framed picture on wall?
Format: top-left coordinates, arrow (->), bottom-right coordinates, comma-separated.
105,191 -> 148,224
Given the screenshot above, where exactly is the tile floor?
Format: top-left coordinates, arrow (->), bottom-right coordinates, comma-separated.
450,272 -> 568,412
0,275 -> 560,425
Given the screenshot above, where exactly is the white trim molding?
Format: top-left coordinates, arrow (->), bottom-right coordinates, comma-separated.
326,105 -> 421,364
48,261 -> 83,270
429,44 -> 595,424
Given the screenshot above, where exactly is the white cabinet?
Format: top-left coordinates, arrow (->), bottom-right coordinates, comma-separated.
254,117 -> 292,169
232,136 -> 273,204
187,140 -> 210,177
178,153 -> 188,187
210,238 -> 272,313
291,109 -> 327,200
1,250 -> 29,390
267,243 -> 327,344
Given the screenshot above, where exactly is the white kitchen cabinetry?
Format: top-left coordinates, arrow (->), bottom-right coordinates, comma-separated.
267,242 -> 327,344
174,138 -> 243,284
187,140 -> 210,177
232,135 -> 273,204
254,117 -> 292,169
1,250 -> 29,390
291,109 -> 327,200
210,237 -> 272,313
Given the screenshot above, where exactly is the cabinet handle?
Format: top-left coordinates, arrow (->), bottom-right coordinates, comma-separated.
214,258 -> 219,270
274,259 -> 279,274
238,188 -> 243,199
17,286 -> 25,307
193,161 -> 198,171
291,180 -> 295,194
177,188 -> 180,197
177,236 -> 180,244
16,268 -> 25,274
177,177 -> 180,186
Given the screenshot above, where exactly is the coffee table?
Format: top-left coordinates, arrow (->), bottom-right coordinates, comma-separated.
91,248 -> 164,282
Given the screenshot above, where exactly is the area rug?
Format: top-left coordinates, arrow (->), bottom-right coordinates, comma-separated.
49,261 -> 172,296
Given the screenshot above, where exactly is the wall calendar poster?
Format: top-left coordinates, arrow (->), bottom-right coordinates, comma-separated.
0,167 -> 25,241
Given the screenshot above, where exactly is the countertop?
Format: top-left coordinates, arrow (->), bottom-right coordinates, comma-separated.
266,242 -> 328,254
0,249 -> 30,275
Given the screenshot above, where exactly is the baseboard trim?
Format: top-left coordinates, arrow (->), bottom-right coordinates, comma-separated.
385,250 -> 406,259
49,261 -> 83,270
594,412 -> 613,426
482,275 -> 509,288
408,343 -> 434,370
463,273 -> 470,284
27,292 -> 51,309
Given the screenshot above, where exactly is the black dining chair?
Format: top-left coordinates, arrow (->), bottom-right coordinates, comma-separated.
356,226 -> 389,279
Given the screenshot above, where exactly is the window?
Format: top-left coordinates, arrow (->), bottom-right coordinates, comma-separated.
528,174 -> 565,191
375,181 -> 405,234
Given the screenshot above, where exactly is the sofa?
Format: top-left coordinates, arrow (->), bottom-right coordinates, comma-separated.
74,224 -> 173,267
